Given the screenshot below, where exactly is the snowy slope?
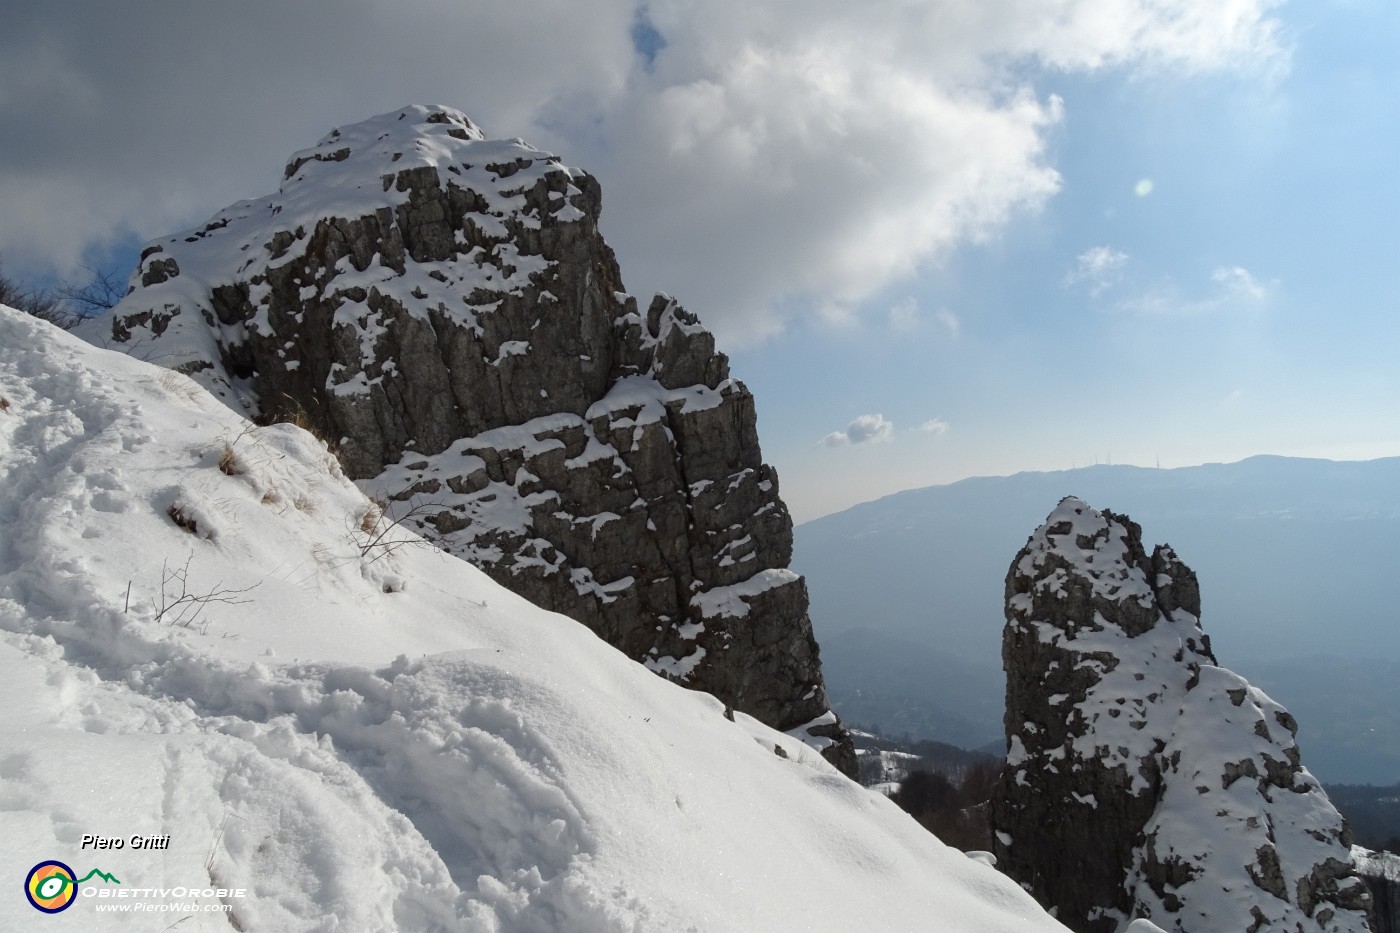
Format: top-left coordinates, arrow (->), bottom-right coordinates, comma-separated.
1,303 -> 1065,930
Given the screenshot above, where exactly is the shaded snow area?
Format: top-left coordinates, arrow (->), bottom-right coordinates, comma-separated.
0,306 -> 1066,930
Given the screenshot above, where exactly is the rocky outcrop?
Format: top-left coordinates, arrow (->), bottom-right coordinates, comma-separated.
80,104 -> 855,775
1354,847 -> 1400,933
992,497 -> 1373,933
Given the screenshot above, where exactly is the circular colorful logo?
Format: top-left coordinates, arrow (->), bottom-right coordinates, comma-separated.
25,861 -> 78,913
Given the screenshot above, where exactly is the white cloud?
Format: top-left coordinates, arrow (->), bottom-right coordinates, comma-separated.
0,1 -> 1285,341
1066,245 -> 1130,295
918,418 -> 951,436
822,413 -> 895,447
1120,264 -> 1277,315
935,309 -> 961,337
1134,178 -> 1155,197
0,1 -> 638,276
1211,265 -> 1270,302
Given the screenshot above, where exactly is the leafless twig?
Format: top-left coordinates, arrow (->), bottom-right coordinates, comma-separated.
152,553 -> 259,627
354,495 -> 443,564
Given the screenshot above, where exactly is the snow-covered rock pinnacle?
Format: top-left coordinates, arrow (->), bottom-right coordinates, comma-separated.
79,104 -> 855,775
992,497 -> 1373,933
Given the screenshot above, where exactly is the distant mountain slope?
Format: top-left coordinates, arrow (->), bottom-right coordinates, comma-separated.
0,304 -> 1064,931
795,457 -> 1400,783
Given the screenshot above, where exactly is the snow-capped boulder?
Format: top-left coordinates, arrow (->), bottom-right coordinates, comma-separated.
78,105 -> 854,774
992,497 -> 1373,932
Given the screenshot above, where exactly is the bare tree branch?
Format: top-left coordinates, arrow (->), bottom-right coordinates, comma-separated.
152,553 -> 259,627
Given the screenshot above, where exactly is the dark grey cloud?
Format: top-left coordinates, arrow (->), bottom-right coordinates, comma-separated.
0,0 -> 1282,346
0,1 -> 633,274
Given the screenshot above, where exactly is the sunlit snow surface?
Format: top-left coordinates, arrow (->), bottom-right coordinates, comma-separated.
0,305 -> 1066,930
1352,846 -> 1400,883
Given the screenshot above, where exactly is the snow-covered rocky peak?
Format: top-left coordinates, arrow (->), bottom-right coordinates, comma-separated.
0,304 -> 1066,930
994,497 -> 1373,933
1008,496 -> 1213,650
281,104 -> 488,188
83,104 -> 596,423
79,105 -> 856,774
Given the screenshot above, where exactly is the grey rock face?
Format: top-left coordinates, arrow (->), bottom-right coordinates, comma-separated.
992,497 -> 1372,933
81,104 -> 855,776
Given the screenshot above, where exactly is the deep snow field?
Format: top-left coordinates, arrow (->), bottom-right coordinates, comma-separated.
0,303 -> 1067,930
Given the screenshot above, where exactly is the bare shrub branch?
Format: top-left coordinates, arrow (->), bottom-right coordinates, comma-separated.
54,263 -> 129,314
354,495 -> 442,564
152,553 -> 258,627
0,259 -> 81,329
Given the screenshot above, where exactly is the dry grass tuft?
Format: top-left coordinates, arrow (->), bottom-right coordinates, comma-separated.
217,442 -> 241,476
359,498 -> 386,535
274,396 -> 339,455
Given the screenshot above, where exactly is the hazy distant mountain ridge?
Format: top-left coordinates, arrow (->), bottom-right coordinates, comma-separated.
993,497 -> 1372,933
80,104 -> 855,772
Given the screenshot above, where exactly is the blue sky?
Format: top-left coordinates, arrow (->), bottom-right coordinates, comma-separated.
732,1 -> 1400,519
1,1 -> 1395,521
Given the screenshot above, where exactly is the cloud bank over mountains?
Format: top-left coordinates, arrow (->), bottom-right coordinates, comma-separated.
0,0 -> 1284,346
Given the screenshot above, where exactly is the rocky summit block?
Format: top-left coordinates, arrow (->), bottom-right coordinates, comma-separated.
992,497 -> 1373,933
80,104 -> 855,776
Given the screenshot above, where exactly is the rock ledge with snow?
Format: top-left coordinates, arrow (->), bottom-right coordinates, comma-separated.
79,104 -> 854,774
